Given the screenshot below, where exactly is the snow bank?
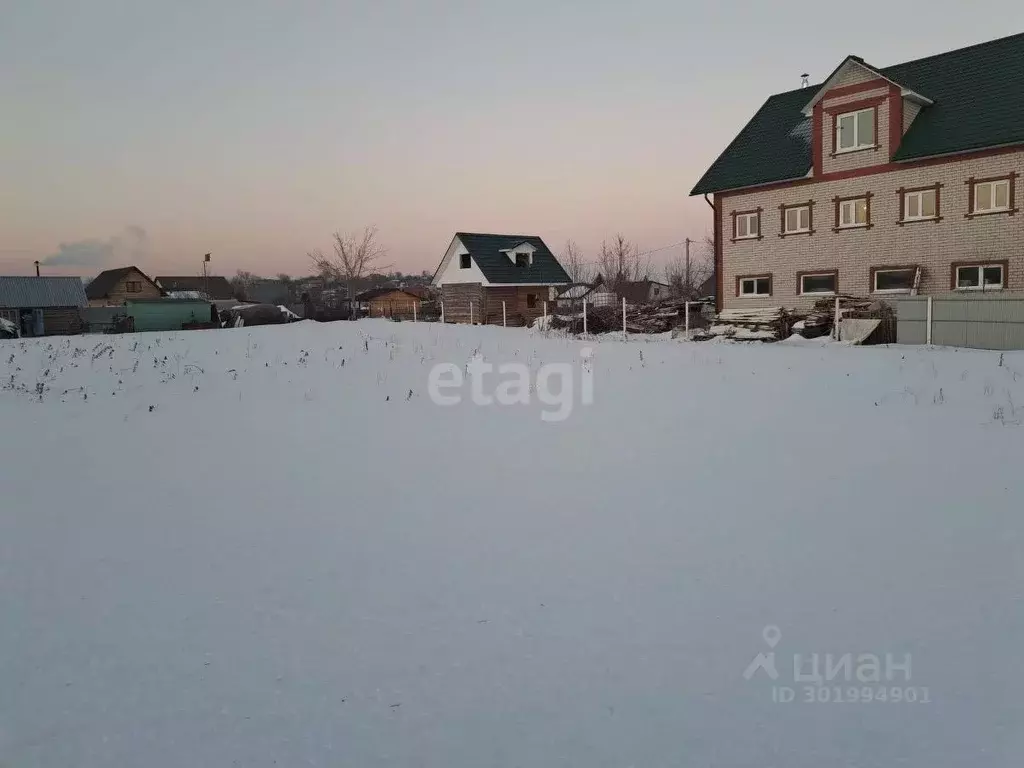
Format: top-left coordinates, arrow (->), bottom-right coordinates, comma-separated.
1,321 -> 1022,767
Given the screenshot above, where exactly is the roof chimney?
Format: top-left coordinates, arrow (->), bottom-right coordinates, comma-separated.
34,260 -> 40,277
800,73 -> 810,88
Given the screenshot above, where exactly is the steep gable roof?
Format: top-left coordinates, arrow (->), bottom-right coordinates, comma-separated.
800,56 -> 932,116
691,32 -> 1024,195
86,266 -> 160,299
436,233 -> 571,285
155,276 -> 235,300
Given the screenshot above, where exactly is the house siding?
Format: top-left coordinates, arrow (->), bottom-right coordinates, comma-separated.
486,286 -> 549,326
89,270 -> 162,306
440,283 -> 484,323
903,101 -> 922,134
440,284 -> 552,325
719,149 -> 1024,310
434,237 -> 490,287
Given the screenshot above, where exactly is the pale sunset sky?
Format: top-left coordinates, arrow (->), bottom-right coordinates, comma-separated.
2,1 -> 1021,279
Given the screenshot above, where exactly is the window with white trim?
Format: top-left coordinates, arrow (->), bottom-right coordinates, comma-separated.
735,212 -> 759,240
784,206 -> 811,234
903,189 -> 937,220
973,180 -> 1010,213
873,268 -> 916,293
799,272 -> 837,295
836,108 -> 875,152
956,264 -> 1004,291
739,276 -> 771,297
839,198 -> 868,228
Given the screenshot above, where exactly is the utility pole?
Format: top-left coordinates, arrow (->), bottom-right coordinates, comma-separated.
203,253 -> 211,298
684,238 -> 692,295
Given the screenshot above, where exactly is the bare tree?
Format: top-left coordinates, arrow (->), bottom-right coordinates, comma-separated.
230,270 -> 258,300
561,240 -> 592,284
597,234 -> 650,289
308,227 -> 390,317
664,237 -> 714,298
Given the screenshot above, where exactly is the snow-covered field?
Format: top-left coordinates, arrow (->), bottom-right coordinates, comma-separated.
2,320 -> 1022,767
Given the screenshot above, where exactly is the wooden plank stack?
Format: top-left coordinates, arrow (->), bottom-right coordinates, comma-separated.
698,307 -> 789,341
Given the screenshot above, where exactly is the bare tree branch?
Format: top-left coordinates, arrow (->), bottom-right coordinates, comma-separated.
561,240 -> 592,284
664,243 -> 713,299
229,270 -> 259,301
308,227 -> 390,317
596,234 -> 650,289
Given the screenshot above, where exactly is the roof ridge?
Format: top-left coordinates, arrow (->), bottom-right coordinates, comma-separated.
882,30 -> 1024,73
761,32 -> 1024,101
456,231 -> 540,238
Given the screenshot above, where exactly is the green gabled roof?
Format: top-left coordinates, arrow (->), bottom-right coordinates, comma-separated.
691,32 -> 1024,195
454,233 -> 571,285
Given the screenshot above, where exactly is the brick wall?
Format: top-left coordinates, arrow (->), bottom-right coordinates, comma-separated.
821,83 -> 892,175
719,149 -> 1024,310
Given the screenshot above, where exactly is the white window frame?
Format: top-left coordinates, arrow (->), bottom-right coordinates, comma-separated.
955,264 -> 1004,291
973,179 -> 1011,214
838,198 -> 868,229
783,205 -> 811,234
799,271 -> 838,296
903,189 -> 937,221
735,212 -> 760,240
872,268 -> 917,294
738,276 -> 771,298
836,108 -> 875,153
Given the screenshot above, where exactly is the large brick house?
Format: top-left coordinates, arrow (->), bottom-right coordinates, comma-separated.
691,33 -> 1024,311
432,233 -> 571,325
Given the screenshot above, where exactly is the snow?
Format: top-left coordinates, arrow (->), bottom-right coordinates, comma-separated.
2,320 -> 1023,767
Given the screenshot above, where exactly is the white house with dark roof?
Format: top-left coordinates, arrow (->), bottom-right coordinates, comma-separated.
432,233 -> 571,325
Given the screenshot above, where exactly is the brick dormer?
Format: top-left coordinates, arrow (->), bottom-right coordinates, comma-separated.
805,57 -> 932,177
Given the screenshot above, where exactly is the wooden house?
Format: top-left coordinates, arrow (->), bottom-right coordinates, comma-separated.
431,233 -> 571,325
0,276 -> 87,336
86,266 -> 162,306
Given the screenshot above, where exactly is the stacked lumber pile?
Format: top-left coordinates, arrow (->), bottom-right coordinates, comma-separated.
697,307 -> 789,341
795,295 -> 896,339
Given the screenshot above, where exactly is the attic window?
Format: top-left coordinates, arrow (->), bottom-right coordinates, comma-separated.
515,253 -> 530,268
836,108 -> 875,152
125,281 -> 142,293
459,253 -> 471,269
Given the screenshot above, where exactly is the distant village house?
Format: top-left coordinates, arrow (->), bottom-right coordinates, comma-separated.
431,233 -> 571,325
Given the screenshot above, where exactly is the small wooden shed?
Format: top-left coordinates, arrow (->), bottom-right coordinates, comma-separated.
357,288 -> 423,319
